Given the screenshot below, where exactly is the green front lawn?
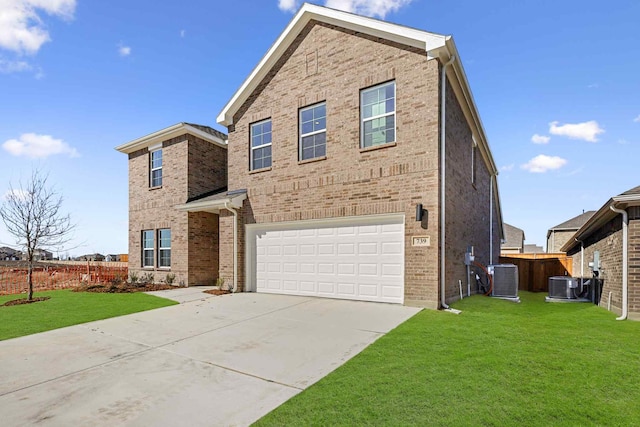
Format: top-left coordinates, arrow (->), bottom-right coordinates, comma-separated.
0,290 -> 177,340
256,292 -> 640,426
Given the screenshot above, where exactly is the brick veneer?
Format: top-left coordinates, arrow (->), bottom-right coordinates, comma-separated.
219,21 -> 498,307
128,133 -> 226,286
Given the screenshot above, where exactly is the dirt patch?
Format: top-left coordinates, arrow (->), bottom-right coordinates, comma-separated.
2,296 -> 51,307
204,289 -> 232,296
73,283 -> 177,293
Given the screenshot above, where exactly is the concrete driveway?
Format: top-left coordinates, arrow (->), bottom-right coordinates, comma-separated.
0,289 -> 420,426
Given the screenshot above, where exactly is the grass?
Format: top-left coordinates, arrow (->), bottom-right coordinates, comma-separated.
0,289 -> 177,340
256,292 -> 640,426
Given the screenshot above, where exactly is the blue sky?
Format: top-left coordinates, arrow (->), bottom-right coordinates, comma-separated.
0,0 -> 638,256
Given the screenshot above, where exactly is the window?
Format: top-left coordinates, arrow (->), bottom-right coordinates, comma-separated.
142,230 -> 154,267
150,149 -> 162,187
361,81 -> 396,148
250,119 -> 272,170
158,229 -> 171,268
299,102 -> 326,160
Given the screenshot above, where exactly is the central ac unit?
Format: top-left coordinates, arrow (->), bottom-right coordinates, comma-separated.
488,264 -> 519,298
548,276 -> 580,299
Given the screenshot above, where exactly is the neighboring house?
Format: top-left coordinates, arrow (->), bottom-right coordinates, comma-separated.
0,246 -> 21,261
524,244 -> 544,254
562,186 -> 640,320
501,224 -> 525,254
77,253 -> 106,262
116,123 -> 228,286
547,211 -> 595,253
105,254 -> 121,262
21,249 -> 53,261
167,4 -> 504,308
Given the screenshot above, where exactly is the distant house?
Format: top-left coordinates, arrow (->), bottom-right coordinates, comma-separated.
21,249 -> 53,261
0,246 -> 21,261
524,244 -> 544,254
105,254 -> 121,262
501,224 -> 525,254
561,186 -> 640,320
77,253 -> 106,262
547,211 -> 595,253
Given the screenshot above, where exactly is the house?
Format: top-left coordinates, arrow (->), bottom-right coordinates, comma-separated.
501,224 -> 525,254
77,253 -> 106,262
116,123 -> 228,286
523,244 -> 544,254
547,211 -> 595,253
21,249 -> 53,261
561,186 -> 640,320
0,246 -> 21,261
118,4 -> 504,308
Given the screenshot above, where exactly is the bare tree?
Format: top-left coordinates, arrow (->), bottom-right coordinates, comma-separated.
0,171 -> 75,300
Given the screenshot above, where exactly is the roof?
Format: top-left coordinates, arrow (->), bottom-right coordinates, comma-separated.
115,122 -> 227,154
502,223 -> 525,249
175,189 -> 247,213
561,185 -> 640,252
524,244 -> 544,253
548,211 -> 596,233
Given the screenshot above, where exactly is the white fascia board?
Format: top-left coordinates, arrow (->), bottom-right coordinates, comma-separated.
115,123 -> 227,154
217,3 -> 446,126
175,192 -> 247,213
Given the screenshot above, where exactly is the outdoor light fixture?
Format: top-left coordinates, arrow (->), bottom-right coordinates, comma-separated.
416,204 -> 428,229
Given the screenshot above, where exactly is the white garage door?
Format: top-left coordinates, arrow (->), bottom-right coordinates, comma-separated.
247,215 -> 405,304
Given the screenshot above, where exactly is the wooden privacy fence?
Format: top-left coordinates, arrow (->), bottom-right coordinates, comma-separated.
0,262 -> 128,295
499,253 -> 573,293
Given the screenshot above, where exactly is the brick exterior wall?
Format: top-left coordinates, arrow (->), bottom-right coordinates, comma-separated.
220,21 -> 498,308
547,229 -> 576,253
568,206 -> 640,319
128,133 -> 226,286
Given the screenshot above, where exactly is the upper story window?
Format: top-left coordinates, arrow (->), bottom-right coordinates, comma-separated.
142,230 -> 154,268
158,228 -> 171,268
250,119 -> 272,170
361,81 -> 396,148
299,102 -> 326,161
150,149 -> 163,187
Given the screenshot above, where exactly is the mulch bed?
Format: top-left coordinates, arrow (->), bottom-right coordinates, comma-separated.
73,283 -> 177,293
2,296 -> 51,307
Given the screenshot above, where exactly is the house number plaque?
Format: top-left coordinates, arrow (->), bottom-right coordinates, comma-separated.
412,236 -> 431,247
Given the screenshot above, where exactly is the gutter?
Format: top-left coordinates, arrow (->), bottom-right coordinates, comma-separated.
440,54 -> 457,311
610,204 -> 628,320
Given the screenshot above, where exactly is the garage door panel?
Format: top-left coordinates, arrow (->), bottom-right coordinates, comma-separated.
252,215 -> 404,304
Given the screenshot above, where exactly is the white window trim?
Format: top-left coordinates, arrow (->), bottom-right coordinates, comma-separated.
360,81 -> 396,148
158,229 -> 171,269
142,230 -> 154,268
299,102 -> 327,161
150,149 -> 162,187
250,119 -> 272,170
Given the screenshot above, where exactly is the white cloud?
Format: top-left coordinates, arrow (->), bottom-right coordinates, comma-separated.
0,57 -> 31,73
634,115 -> 640,123
118,44 -> 131,57
549,120 -> 604,142
500,164 -> 514,172
2,133 -> 79,158
618,139 -> 629,145
587,83 -> 599,89
278,0 -> 299,12
180,29 -> 186,38
0,0 -> 76,55
531,134 -> 550,144
521,155 -> 567,173
278,0 -> 413,18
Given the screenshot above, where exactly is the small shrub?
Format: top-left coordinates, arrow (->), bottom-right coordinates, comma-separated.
140,272 -> 155,285
215,277 -> 225,288
165,273 -> 176,285
111,274 -> 124,286
129,272 -> 139,284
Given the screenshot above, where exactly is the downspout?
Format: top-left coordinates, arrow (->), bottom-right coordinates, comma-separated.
223,202 -> 239,293
440,55 -> 456,310
489,174 -> 494,265
610,205 -> 628,320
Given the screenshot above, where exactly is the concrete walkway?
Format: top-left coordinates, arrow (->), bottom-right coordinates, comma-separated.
0,290 -> 421,426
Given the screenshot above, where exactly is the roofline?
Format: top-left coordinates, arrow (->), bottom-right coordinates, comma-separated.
174,192 -> 247,213
115,123 -> 227,154
216,2 -> 447,127
561,194 -> 640,252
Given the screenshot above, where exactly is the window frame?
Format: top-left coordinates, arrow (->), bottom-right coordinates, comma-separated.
360,81 -> 396,149
142,230 -> 154,268
299,102 -> 327,161
150,149 -> 163,188
250,119 -> 273,171
157,228 -> 171,268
